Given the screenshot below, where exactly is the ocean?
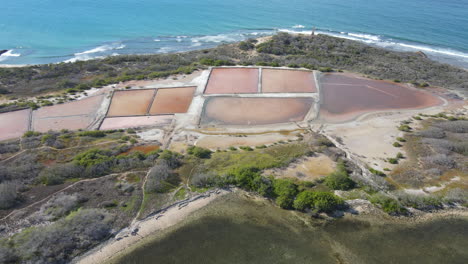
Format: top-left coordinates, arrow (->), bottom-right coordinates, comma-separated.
1,0 -> 467,68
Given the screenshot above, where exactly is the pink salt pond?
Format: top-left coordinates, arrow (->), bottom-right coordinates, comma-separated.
262,69 -> 317,93
204,68 -> 259,94
0,109 -> 31,141
32,95 -> 104,132
100,116 -> 173,130
201,97 -> 314,125
319,73 -> 442,122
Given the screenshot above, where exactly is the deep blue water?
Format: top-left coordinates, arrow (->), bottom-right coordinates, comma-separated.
1,0 -> 467,67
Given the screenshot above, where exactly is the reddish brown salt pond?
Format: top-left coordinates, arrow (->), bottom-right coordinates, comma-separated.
0,109 -> 31,141
204,68 -> 259,94
319,73 -> 442,122
149,87 -> 195,114
201,97 -> 313,125
262,69 -> 316,93
107,89 -> 155,117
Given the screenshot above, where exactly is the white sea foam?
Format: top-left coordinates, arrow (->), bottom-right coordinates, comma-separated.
397,43 -> 468,59
75,44 -> 125,56
292,25 -> 305,29
348,33 -> 381,41
159,46 -> 177,53
191,34 -> 240,43
66,43 -> 126,63
154,39 -> 161,42
0,50 -> 21,62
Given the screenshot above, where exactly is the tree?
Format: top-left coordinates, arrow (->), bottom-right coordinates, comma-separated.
145,161 -> 171,193
273,179 -> 298,209
312,192 -> 344,212
293,191 -> 344,213
324,161 -> 355,190
187,146 -> 212,159
293,190 -> 316,211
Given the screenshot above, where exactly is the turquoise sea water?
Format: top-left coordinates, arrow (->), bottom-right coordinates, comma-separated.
1,0 -> 467,67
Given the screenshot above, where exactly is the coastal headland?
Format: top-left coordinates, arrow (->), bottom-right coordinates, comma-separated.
0,33 -> 466,264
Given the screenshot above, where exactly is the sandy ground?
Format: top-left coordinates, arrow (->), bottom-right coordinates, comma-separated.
75,189 -> 230,264
318,105 -> 447,171
100,116 -> 173,130
195,133 -> 298,149
264,154 -> 336,181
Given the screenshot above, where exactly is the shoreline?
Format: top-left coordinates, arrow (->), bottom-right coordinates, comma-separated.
1,30 -> 467,70
74,186 -> 468,264
74,188 -> 231,264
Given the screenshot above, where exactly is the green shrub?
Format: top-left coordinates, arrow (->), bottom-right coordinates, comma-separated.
239,146 -> 253,151
159,150 -> 182,168
393,142 -> 402,147
75,83 -> 91,91
293,191 -> 344,212
73,149 -> 113,167
324,161 -> 355,190
273,179 -> 298,209
199,58 -> 234,66
396,137 -> 406,142
369,168 -> 386,177
319,67 -> 333,72
23,131 -> 41,138
398,124 -> 412,132
396,152 -> 404,159
388,158 -> 398,164
187,146 -> 212,159
77,130 -> 106,138
239,41 -> 255,51
370,193 -> 406,215
229,167 -> 262,190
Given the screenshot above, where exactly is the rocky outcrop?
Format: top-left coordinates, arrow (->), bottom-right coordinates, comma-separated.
0,50 -> 8,56
415,51 -> 428,58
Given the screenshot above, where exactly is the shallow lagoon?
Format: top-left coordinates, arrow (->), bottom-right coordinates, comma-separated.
112,193 -> 468,264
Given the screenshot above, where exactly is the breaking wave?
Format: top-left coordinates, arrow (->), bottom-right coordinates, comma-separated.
66,43 -> 126,63
0,50 -> 21,62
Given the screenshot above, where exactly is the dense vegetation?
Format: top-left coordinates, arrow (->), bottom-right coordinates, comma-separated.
1,33 -> 467,101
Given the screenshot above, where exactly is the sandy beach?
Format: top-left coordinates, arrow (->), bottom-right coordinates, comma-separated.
74,189 -> 230,264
